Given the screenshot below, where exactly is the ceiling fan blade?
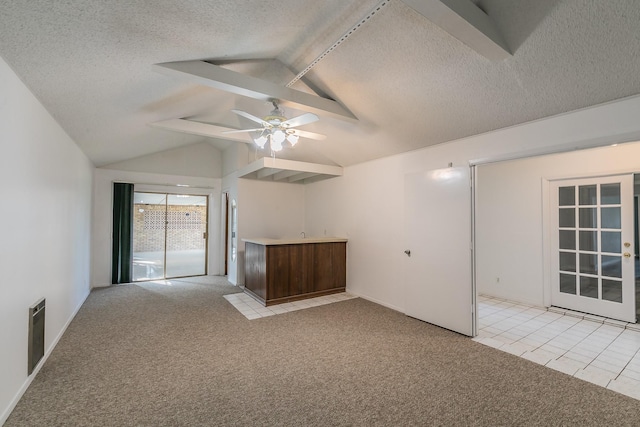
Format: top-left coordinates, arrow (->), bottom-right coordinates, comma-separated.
290,129 -> 326,140
281,113 -> 319,128
222,128 -> 265,134
231,109 -> 268,126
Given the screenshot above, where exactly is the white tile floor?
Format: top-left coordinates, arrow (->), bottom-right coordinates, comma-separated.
224,291 -> 358,320
474,295 -> 640,401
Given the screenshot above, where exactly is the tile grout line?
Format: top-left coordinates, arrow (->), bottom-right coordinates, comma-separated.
482,300 -> 570,353
477,297 -> 640,394
573,323 -> 626,388
611,338 -> 640,382
547,318 -> 617,361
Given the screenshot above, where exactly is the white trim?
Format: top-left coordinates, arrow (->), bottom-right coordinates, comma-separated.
544,167 -> 640,183
220,191 -> 229,278
134,183 -> 215,194
470,164 -> 478,337
469,133 -> 640,167
0,290 -> 91,425
542,178 -> 552,308
347,290 -> 404,314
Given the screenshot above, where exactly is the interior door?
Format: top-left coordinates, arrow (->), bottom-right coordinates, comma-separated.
404,167 -> 474,336
550,174 -> 636,322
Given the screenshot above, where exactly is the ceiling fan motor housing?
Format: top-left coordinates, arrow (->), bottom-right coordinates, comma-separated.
264,114 -> 287,128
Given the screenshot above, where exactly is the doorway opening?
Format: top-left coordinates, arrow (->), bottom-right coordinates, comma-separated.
132,192 -> 208,281
474,143 -> 640,324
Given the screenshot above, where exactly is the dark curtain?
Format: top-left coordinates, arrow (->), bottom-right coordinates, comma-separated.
112,183 -> 134,284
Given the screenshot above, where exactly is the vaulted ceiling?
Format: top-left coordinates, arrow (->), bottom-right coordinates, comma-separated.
2,0 -> 640,168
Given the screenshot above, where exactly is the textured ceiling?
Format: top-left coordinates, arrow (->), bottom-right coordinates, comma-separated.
1,0 -> 640,167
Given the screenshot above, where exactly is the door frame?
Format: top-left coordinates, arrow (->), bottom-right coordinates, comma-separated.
471,165 -> 478,336
132,190 -> 209,281
222,192 -> 230,276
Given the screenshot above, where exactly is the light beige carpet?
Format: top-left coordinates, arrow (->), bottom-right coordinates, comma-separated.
6,276 -> 640,426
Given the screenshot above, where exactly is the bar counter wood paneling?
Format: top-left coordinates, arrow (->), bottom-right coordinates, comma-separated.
243,238 -> 347,306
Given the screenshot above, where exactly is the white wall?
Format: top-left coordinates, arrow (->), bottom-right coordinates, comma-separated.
92,169 -> 221,287
476,142 -> 640,306
230,179 -> 306,285
222,143 -> 250,177
305,95 -> 640,313
0,55 -> 94,424
304,158 -> 406,311
221,141 -> 307,286
100,142 -> 223,178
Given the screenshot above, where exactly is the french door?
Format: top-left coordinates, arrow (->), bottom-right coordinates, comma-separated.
550,174 -> 636,322
132,192 -> 208,281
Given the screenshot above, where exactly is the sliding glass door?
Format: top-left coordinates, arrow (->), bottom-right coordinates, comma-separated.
132,192 -> 207,281
132,192 -> 166,281
165,194 -> 207,278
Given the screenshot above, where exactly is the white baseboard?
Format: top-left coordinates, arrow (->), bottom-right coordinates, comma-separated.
0,289 -> 91,426
347,289 -> 405,314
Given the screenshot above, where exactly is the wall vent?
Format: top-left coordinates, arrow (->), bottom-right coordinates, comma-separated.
28,298 -> 45,375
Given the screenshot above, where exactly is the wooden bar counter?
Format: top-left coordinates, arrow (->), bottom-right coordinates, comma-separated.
243,237 -> 347,306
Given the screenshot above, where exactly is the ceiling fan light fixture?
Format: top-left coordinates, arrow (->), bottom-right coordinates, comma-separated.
286,133 -> 299,146
229,101 -> 324,154
272,129 -> 286,144
254,134 -> 268,148
271,138 -> 284,152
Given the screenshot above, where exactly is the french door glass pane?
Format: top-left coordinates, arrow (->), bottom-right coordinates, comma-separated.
602,279 -> 623,303
132,192 -> 166,281
579,208 -> 597,228
601,207 -> 621,229
559,230 -> 576,250
579,253 -> 598,275
559,274 -> 576,295
165,195 -> 207,278
600,183 -> 621,205
579,276 -> 598,299
601,231 -> 621,253
579,185 -> 597,205
579,230 -> 597,252
559,208 -> 575,227
559,252 -> 576,272
601,255 -> 622,278
559,187 -> 575,206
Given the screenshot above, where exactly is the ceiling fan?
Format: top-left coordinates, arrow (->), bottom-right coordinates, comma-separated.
223,100 -> 326,152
